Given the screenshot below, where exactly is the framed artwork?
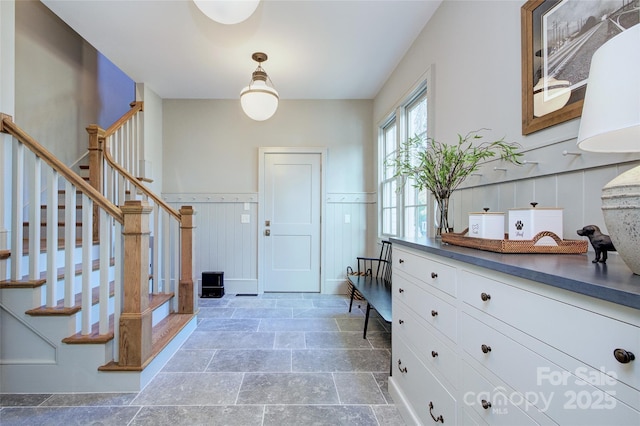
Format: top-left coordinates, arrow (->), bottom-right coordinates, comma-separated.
520,0 -> 639,135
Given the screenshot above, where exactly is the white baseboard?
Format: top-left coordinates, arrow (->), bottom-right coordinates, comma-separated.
323,279 -> 349,295
221,279 -> 258,295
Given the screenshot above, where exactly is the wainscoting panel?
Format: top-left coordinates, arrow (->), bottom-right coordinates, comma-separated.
164,194 -> 258,295
325,196 -> 373,294
455,160 -> 640,246
164,193 -> 375,295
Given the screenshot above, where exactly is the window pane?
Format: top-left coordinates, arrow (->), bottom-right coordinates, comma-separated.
382,208 -> 397,236
401,89 -> 428,239
379,84 -> 427,239
383,182 -> 391,206
405,205 -> 427,239
405,179 -> 417,205
384,124 -> 396,156
407,96 -> 427,139
384,154 -> 395,180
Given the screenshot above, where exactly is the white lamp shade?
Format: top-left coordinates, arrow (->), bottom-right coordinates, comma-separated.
193,0 -> 260,25
240,81 -> 279,121
577,24 -> 640,153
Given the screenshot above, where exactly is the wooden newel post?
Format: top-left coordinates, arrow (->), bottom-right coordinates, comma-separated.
179,206 -> 196,314
86,124 -> 105,242
119,200 -> 153,368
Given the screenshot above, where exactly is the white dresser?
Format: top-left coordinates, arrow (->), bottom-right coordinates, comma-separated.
389,239 -> 640,425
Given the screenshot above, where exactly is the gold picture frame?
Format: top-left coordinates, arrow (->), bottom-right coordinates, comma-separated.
521,0 -> 639,135
521,0 -> 582,135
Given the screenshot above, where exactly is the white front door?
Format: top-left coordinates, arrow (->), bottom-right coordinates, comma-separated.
263,152 -> 321,292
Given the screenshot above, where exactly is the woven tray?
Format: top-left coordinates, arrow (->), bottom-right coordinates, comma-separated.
441,228 -> 588,254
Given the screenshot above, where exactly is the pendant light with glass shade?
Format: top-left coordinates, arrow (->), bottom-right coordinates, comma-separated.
193,0 -> 260,25
240,52 -> 279,121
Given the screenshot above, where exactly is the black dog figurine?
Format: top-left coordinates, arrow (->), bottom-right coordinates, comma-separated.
577,225 -> 616,263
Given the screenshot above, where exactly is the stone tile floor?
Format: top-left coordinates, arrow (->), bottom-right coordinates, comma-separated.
0,293 -> 406,425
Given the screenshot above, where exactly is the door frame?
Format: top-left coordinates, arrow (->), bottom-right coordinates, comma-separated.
258,147 -> 327,294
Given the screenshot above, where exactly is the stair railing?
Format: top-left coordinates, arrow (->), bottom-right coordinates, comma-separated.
1,113 -> 162,369
86,102 -> 195,318
1,113 -> 121,345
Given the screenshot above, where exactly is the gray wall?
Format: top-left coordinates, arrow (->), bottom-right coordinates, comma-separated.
375,0 -> 640,241
162,99 -> 374,293
15,0 -> 134,166
7,0 -> 639,293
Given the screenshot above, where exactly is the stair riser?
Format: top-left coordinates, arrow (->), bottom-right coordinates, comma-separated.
39,206 -> 83,221
41,269 -> 114,307
152,298 -> 173,327
0,288 -> 44,317
23,224 -> 84,238
57,192 -> 84,206
71,296 -> 115,334
18,244 -> 100,278
2,284 -> 116,338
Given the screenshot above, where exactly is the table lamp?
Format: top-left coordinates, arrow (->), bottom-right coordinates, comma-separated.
577,24 -> 640,275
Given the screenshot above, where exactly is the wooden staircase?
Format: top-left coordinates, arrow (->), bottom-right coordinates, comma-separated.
0,104 -> 197,392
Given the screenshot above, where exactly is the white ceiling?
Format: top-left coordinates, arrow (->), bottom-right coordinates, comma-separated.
41,0 -> 442,100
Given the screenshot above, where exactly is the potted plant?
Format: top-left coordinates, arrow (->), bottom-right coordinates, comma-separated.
387,129 -> 523,237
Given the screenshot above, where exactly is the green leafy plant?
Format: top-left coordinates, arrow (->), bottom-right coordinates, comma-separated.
387,129 -> 523,235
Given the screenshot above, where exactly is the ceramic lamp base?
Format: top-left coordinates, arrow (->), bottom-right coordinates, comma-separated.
601,164 -> 640,275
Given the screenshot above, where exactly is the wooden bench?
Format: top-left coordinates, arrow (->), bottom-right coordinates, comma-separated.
346,241 -> 392,338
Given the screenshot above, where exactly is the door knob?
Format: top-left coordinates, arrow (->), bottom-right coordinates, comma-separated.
264,229 -> 270,236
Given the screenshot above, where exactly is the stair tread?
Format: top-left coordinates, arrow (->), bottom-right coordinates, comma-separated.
62,293 -> 175,344
0,255 -> 115,293
62,315 -> 115,344
25,281 -> 116,316
0,278 -> 47,288
0,249 -> 10,260
98,312 -> 194,372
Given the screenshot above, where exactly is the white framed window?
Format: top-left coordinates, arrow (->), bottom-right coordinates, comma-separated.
380,120 -> 398,236
379,83 -> 428,239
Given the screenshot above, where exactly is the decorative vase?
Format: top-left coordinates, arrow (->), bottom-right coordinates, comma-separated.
601,165 -> 640,275
434,197 -> 453,237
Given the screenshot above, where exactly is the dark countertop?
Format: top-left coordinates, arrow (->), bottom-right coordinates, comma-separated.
390,237 -> 640,311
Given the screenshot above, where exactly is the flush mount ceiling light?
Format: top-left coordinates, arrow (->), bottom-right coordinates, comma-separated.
193,0 -> 260,25
240,52 -> 279,121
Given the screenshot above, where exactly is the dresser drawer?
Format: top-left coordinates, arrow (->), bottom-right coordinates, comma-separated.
394,246 -> 457,297
394,300 -> 459,388
461,313 -> 640,424
393,335 -> 457,425
460,269 -> 640,391
394,272 -> 457,344
462,361 -> 544,426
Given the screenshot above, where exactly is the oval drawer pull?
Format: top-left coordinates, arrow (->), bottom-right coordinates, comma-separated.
429,401 -> 444,423
481,399 -> 492,410
398,259 -> 405,264
481,292 -> 491,301
398,319 -> 404,325
431,351 -> 438,358
481,344 -> 492,354
614,348 -> 635,364
398,288 -> 405,293
397,359 -> 408,373
431,310 -> 438,317
431,272 -> 438,279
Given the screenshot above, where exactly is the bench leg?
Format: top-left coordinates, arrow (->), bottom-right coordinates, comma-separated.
363,302 -> 371,339
349,286 -> 355,313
